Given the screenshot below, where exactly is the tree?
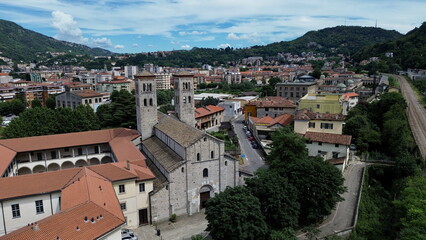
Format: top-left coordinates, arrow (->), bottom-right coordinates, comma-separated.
198,96 -> 220,107
9,99 -> 26,115
46,97 -> 56,109
309,69 -> 322,79
281,157 -> 345,225
157,89 -> 174,105
31,99 -> 42,108
97,90 -> 137,128
246,169 -> 300,229
205,186 -> 268,240
268,126 -> 308,168
269,229 -> 297,240
268,77 -> 281,89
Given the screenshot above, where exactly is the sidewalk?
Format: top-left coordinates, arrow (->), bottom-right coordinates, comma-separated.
133,211 -> 209,240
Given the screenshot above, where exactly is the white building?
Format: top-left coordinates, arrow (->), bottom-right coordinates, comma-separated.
218,100 -> 242,121
124,66 -> 139,79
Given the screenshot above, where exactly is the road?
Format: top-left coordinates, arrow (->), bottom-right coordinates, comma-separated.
231,115 -> 267,173
316,161 -> 365,238
397,75 -> 426,159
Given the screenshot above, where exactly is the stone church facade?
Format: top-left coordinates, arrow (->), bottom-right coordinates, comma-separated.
134,71 -> 238,223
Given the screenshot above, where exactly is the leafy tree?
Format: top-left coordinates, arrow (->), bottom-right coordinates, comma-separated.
46,97 -> 56,109
269,229 -> 297,240
159,104 -> 174,114
282,157 -> 345,225
394,154 -> 420,179
157,89 -> 174,105
205,186 -> 268,240
9,99 -> 26,115
97,90 -> 136,129
268,77 -> 281,89
246,169 -> 300,229
31,99 -> 42,108
309,69 -> 322,79
268,126 -> 308,168
197,96 -> 220,107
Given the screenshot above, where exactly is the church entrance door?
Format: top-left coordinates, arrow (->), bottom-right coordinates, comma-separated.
200,191 -> 210,210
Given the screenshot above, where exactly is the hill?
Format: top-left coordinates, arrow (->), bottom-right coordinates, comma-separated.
353,22 -> 426,69
117,26 -> 402,67
0,19 -> 112,62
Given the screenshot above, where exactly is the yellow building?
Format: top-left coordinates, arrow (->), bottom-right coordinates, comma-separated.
298,94 -> 343,114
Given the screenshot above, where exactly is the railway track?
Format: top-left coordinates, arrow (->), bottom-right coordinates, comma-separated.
397,75 -> 426,159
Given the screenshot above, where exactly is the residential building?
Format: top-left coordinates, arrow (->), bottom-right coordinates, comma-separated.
244,96 -> 296,120
217,100 -> 242,121
275,81 -> 317,101
0,87 -> 15,102
302,131 -> 352,172
248,113 -> 293,143
124,65 -> 139,79
95,72 -> 112,83
0,73 -> 12,84
298,94 -> 343,114
97,79 -> 131,93
55,89 -> 108,111
195,105 -> 225,130
294,109 -> 345,135
154,73 -> 171,90
341,92 -> 359,115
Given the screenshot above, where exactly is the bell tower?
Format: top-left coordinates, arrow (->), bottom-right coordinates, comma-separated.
134,71 -> 157,140
173,71 -> 196,127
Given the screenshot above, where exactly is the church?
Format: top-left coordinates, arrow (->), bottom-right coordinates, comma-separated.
134,71 -> 239,222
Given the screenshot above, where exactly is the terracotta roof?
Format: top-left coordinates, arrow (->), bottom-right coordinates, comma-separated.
0,202 -> 124,240
173,71 -> 193,77
74,90 -> 103,98
246,96 -> 296,108
155,113 -> 204,148
0,168 -> 80,200
111,162 -> 155,181
327,157 -> 346,165
250,113 -> 293,127
342,92 -> 359,101
0,73 -> 9,76
304,131 -> 352,145
99,80 -> 130,84
294,109 -> 345,121
0,128 -> 141,176
142,136 -> 184,173
195,105 -> 224,118
134,71 -> 155,78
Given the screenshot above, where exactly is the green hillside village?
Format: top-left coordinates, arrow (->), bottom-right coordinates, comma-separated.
0,12 -> 425,240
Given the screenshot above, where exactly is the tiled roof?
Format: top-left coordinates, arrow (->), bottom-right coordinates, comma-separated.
142,136 -> 184,173
250,113 -> 293,127
195,105 -> 224,118
246,96 -> 296,108
74,90 -> 103,98
173,71 -> 193,77
0,202 -> 124,240
294,109 -> 345,121
304,131 -> 352,145
155,113 -> 204,148
327,157 -> 346,165
0,128 -> 142,176
0,168 -> 80,200
342,92 -> 359,101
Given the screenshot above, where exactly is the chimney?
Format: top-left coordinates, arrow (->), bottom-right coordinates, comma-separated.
32,222 -> 40,231
126,160 -> 130,170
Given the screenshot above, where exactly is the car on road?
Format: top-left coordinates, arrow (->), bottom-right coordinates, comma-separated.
242,125 -> 248,131
251,142 -> 258,149
249,136 -> 254,141
122,233 -> 138,240
245,131 -> 251,137
349,144 -> 357,151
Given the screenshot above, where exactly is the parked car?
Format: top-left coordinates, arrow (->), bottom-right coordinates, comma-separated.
121,229 -> 134,235
251,142 -> 258,149
349,144 -> 357,150
245,131 -> 251,137
122,232 -> 138,240
249,136 -> 254,141
242,125 -> 248,131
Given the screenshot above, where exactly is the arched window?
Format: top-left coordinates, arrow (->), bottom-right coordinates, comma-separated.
149,83 -> 152,91
210,151 -> 214,159
188,96 -> 191,103
203,168 -> 208,178
183,96 -> 187,104
197,153 -> 200,161
149,98 -> 153,106
143,99 -> 147,106
143,84 -> 146,91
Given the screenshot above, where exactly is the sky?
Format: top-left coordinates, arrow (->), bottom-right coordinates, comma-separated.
0,0 -> 425,54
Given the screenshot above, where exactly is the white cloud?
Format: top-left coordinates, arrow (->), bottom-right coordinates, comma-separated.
170,41 -> 180,45
132,43 -> 139,47
92,37 -> 112,48
181,44 -> 191,49
114,45 -> 124,49
227,33 -> 240,40
218,43 -> 231,49
179,31 -> 205,36
51,10 -> 88,43
199,36 -> 215,41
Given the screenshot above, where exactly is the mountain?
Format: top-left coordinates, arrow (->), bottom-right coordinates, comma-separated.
117,26 -> 403,67
0,19 -> 112,62
353,22 -> 426,69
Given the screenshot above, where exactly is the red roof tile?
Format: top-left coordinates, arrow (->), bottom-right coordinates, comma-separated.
246,96 -> 296,108
250,113 -> 293,127
295,109 -> 345,121
304,131 -> 352,145
195,105 -> 224,118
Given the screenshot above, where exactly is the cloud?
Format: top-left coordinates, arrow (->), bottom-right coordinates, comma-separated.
179,31 -> 205,36
199,36 -> 215,41
170,41 -> 180,45
181,44 -> 191,49
227,33 -> 240,40
51,10 -> 88,43
218,43 -> 231,49
92,37 -> 113,48
132,43 -> 139,47
114,45 -> 125,49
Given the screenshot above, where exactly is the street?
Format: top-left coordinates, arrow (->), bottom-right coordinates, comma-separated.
231,115 -> 267,173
